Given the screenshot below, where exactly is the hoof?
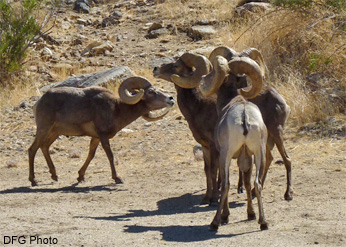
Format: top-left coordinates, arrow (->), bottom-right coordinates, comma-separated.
209,197 -> 219,207
51,175 -> 58,181
209,201 -> 219,207
237,186 -> 244,194
221,217 -> 229,225
260,223 -> 269,231
248,213 -> 256,221
200,196 -> 210,205
115,177 -> 124,184
284,191 -> 293,201
77,177 -> 84,183
30,180 -> 37,187
209,223 -> 219,232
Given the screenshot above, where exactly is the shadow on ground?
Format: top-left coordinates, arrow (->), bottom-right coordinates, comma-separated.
84,192 -> 244,220
80,192 -> 251,242
0,183 -> 123,194
124,224 -> 258,242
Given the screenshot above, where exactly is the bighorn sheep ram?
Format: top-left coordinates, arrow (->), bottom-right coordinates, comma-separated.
28,77 -> 174,186
154,47 -> 293,201
153,54 -> 221,205
200,54 -> 268,230
203,46 -> 292,200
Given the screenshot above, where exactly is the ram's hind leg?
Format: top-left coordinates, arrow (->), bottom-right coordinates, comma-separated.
272,129 -> 293,200
244,165 -> 255,220
40,133 -> 59,182
78,137 -> 100,183
254,147 -> 268,230
210,145 -> 220,205
100,135 -> 123,184
201,146 -> 213,205
28,136 -> 42,186
210,147 -> 232,231
237,170 -> 244,194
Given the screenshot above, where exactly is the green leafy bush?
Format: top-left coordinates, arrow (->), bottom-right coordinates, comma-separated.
0,0 -> 57,85
326,0 -> 346,10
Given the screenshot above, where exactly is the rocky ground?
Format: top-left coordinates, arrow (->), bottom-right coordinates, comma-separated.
0,1 -> 345,246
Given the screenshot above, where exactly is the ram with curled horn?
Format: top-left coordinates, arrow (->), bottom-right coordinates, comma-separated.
153,53 -> 219,205
201,46 -> 293,201
201,52 -> 268,231
28,76 -> 174,186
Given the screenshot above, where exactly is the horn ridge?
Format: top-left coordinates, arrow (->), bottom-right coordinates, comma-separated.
119,76 -> 152,105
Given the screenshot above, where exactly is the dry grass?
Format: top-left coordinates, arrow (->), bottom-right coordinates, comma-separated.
0,79 -> 39,110
1,0 -> 345,127
154,1 -> 345,125
215,5 -> 345,124
155,0 -> 238,23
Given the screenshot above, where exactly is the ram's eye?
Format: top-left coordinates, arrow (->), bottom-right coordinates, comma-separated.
147,89 -> 155,95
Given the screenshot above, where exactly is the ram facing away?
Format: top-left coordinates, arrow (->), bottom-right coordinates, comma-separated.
200,54 -> 268,231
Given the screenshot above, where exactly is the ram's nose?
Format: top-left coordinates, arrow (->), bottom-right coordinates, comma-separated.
153,67 -> 159,77
167,96 -> 175,106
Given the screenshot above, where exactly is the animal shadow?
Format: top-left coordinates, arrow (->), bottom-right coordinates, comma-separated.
85,192 -> 249,242
0,183 -> 122,194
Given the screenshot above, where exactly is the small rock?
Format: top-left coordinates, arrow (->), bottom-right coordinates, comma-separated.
28,66 -> 38,72
69,150 -> 81,159
193,144 -> 204,161
81,41 -> 103,56
100,11 -> 122,27
19,101 -> 29,109
149,56 -> 175,69
61,21 -> 71,30
6,160 -> 18,168
188,25 -> 216,41
145,28 -> 168,39
235,2 -> 272,16
328,117 -> 337,124
42,47 -> 53,56
149,22 -> 164,32
76,18 -> 88,25
89,41 -> 114,56
73,0 -> 92,13
306,73 -> 326,85
119,128 -> 134,137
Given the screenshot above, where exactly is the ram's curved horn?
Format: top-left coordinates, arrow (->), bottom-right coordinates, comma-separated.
199,56 -> 230,96
209,46 -> 238,63
118,77 -> 152,105
228,57 -> 263,99
240,48 -> 266,78
171,53 -> 212,88
142,108 -> 170,122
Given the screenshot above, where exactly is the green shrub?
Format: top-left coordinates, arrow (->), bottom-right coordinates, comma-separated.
326,0 -> 346,10
0,0 -> 57,85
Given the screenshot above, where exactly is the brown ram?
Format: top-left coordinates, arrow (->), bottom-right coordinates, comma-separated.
201,47 -> 293,201
153,54 -> 220,205
28,77 -> 174,186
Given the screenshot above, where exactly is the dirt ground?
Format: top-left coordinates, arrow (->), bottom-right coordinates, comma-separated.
1,1 -> 346,246
0,94 -> 345,247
